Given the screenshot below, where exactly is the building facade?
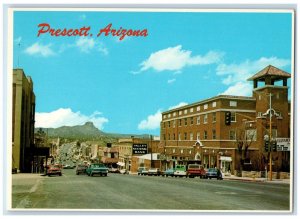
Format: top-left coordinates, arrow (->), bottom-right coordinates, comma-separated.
12,69 -> 36,172
160,65 -> 291,175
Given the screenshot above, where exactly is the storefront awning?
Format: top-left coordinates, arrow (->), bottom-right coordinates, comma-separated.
117,162 -> 125,166
220,156 -> 232,161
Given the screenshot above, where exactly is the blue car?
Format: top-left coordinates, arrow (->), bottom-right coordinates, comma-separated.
206,168 -> 223,180
162,168 -> 175,177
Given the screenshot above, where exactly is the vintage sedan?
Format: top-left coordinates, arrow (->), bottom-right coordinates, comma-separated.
148,168 -> 161,176
86,163 -> 109,177
75,164 -> 87,175
47,164 -> 62,176
206,168 -> 223,180
162,168 -> 175,177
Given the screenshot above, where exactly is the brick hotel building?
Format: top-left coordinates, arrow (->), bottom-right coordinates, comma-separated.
160,65 -> 291,174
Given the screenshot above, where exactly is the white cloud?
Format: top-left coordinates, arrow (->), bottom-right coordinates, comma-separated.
216,57 -> 290,85
168,102 -> 188,110
138,110 -> 162,130
97,42 -> 109,55
25,42 -> 55,57
221,82 -> 253,96
35,108 -> 108,130
139,45 -> 224,72
217,56 -> 290,96
137,102 -> 188,131
75,38 -> 95,53
167,78 -> 176,84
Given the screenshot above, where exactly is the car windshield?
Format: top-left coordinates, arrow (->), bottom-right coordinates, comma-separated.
208,168 -> 217,172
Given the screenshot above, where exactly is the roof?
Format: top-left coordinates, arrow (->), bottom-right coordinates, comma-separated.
247,65 -> 291,81
162,94 -> 255,114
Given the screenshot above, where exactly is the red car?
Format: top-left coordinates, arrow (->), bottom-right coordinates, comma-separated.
47,164 -> 62,176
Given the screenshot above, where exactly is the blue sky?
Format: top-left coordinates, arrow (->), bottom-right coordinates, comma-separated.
12,10 -> 293,135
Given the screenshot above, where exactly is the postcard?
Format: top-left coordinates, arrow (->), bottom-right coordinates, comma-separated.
4,6 -> 295,214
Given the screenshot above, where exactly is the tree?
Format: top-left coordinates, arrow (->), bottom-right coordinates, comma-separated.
234,123 -> 256,176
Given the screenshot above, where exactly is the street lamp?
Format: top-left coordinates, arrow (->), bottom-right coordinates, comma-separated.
262,93 -> 279,181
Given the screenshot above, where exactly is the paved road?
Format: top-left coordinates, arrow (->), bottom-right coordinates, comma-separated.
12,169 -> 290,211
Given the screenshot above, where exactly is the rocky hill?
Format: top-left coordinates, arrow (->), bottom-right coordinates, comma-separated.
35,122 -> 105,140
35,121 -> 151,141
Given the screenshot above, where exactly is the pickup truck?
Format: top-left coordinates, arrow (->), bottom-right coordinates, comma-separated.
86,163 -> 108,177
187,164 -> 206,178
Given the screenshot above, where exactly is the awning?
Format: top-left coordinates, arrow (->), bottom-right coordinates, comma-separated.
220,156 -> 232,161
117,162 -> 125,166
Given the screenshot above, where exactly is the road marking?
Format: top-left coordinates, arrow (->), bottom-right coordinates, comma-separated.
215,191 -> 237,195
16,179 -> 42,208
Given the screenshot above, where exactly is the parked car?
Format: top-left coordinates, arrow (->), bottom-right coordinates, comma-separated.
206,168 -> 223,180
148,168 -> 161,176
63,164 -> 74,169
86,163 -> 109,177
174,165 -> 187,177
137,167 -> 148,176
162,168 -> 175,177
108,167 -> 120,173
187,164 -> 206,178
76,164 -> 87,175
47,164 -> 62,176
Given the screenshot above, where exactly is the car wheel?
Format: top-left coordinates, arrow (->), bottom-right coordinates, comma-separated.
59,173 -> 62,176
76,172 -> 79,175
91,173 -> 93,176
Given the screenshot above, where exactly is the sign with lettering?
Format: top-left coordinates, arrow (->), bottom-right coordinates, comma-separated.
276,138 -> 290,151
132,144 -> 148,155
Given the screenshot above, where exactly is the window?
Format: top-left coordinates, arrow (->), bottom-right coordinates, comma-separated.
190,132 -> 193,140
163,115 -> 166,119
204,104 -> 208,110
184,118 -> 188,126
246,129 -> 257,141
231,112 -> 236,122
184,132 -> 187,140
204,114 -> 208,124
163,122 -> 166,128
197,116 -> 200,124
173,149 -> 176,153
229,130 -> 236,140
184,109 -> 187,114
178,119 -> 182,126
179,111 -> 182,115
168,133 -> 171,140
168,114 -> 171,118
181,149 -> 184,154
168,121 -> 171,128
163,134 -> 166,141
173,112 -> 176,117
178,133 -> 181,141
190,108 -> 194,113
197,106 -> 201,111
173,120 -> 176,128
173,133 -> 176,140
212,101 -> 217,107
190,117 -> 194,125
204,131 -> 208,139
230,101 -> 237,107
197,132 -> 200,140
212,112 -> 216,122
212,129 -> 216,139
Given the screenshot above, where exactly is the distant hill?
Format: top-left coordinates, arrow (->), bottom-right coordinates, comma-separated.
35,122 -> 104,139
35,122 -> 153,140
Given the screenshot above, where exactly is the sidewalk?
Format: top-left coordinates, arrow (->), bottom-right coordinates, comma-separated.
223,174 -> 290,184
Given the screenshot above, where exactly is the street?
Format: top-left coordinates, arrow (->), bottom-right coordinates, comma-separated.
11,169 -> 290,211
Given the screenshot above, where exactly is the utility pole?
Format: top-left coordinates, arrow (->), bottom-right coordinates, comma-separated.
268,93 -> 273,181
